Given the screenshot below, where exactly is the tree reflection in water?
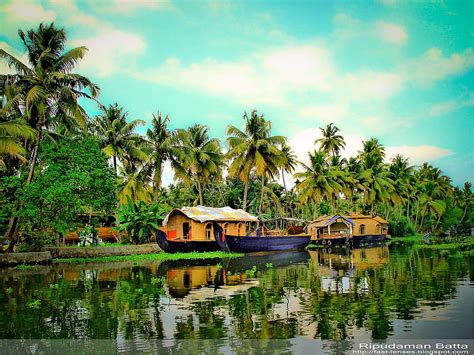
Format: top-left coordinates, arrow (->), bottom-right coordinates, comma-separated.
0,243 -> 470,343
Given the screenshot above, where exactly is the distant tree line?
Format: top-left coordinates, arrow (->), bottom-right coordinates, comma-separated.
0,23 -> 472,250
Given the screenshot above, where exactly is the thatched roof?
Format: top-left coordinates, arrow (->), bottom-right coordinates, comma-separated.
309,215 -> 355,228
163,206 -> 258,226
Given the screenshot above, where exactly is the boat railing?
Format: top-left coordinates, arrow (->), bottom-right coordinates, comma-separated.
319,232 -> 350,239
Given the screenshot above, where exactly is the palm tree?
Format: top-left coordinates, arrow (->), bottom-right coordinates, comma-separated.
144,112 -> 179,200
280,143 -> 298,191
0,119 -> 35,169
1,23 -> 99,247
357,138 -> 395,215
226,110 -> 285,211
174,124 -> 223,205
294,150 -> 345,217
91,103 -> 147,176
388,154 -> 414,219
0,23 -> 99,184
315,123 -> 346,156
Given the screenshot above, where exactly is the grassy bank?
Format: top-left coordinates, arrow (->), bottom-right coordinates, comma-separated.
413,237 -> 474,252
390,234 -> 423,242
53,251 -> 244,264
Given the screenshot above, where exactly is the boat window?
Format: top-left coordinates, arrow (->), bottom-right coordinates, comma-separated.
222,223 -> 228,234
376,224 -> 381,234
205,223 -> 212,240
359,224 -> 366,234
237,223 -> 243,236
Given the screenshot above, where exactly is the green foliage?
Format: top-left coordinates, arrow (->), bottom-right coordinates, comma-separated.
15,136 -> 116,250
52,251 -> 244,264
388,215 -> 415,238
116,196 -> 169,244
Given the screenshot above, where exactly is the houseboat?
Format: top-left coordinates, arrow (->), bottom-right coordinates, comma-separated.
307,213 -> 390,245
156,206 -> 258,253
307,215 -> 355,246
345,212 -> 389,244
213,219 -> 311,253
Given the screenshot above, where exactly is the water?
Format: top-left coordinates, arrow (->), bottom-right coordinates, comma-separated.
0,243 -> 472,351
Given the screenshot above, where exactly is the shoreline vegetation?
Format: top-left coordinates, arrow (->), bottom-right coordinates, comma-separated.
51,251 -> 244,265
0,22 -> 472,255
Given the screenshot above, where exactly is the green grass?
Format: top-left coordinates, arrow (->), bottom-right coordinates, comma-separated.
390,234 -> 423,242
413,237 -> 474,252
52,251 -> 244,264
13,264 -> 36,270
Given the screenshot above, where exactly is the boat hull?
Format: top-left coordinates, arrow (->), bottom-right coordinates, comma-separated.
213,223 -> 310,253
309,237 -> 350,246
156,230 -> 221,253
352,235 -> 388,245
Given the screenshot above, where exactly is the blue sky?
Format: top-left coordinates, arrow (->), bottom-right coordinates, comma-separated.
1,0 -> 473,186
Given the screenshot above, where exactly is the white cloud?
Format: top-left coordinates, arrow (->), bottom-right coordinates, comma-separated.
342,70 -> 404,101
374,21 -> 407,44
88,0 -> 171,14
333,13 -> 407,45
405,48 -> 474,85
386,145 -> 453,165
0,42 -> 29,74
133,44 -> 336,106
429,93 -> 474,116
72,30 -> 146,77
0,0 -> 56,24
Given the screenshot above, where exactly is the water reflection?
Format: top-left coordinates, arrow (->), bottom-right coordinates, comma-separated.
0,243 -> 471,345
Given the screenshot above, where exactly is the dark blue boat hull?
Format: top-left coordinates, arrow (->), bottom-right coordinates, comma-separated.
309,237 -> 350,246
352,235 -> 388,245
213,223 -> 310,253
156,230 -> 221,253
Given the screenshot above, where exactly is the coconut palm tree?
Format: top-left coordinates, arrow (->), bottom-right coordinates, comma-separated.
388,154 -> 414,219
357,138 -> 395,215
0,23 -> 99,184
226,110 -> 286,211
280,142 -> 298,192
91,103 -> 147,176
0,119 -> 35,169
315,123 -> 346,156
0,23 -> 99,247
174,124 -> 223,205
144,112 -> 180,200
294,150 -> 345,217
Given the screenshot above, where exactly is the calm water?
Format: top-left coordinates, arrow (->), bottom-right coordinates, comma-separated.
0,243 -> 472,351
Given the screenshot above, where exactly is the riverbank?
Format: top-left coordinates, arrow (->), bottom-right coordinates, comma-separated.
0,244 -> 243,267
52,251 -> 243,264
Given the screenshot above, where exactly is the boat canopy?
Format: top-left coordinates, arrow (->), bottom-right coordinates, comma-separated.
310,215 -> 355,228
163,206 -> 259,226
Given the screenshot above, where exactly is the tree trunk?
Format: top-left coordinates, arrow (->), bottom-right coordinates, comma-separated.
4,115 -> 45,251
216,183 -> 225,206
113,155 -> 118,177
242,180 -> 249,211
153,162 -> 163,201
197,179 -> 204,205
259,174 -> 265,215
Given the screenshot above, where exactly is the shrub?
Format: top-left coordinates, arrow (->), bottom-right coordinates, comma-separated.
389,215 -> 415,237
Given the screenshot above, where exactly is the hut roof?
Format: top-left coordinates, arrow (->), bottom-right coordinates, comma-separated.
310,215 -> 355,228
163,206 -> 258,226
373,216 -> 389,224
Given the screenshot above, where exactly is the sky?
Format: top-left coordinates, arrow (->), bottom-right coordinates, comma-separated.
1,0 -> 473,187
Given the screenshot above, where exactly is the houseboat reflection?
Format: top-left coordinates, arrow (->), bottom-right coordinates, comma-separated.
309,244 -> 389,294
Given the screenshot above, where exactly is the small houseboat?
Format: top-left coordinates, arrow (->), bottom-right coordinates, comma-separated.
213,219 -> 311,253
307,215 -> 355,246
156,206 -> 258,253
345,212 -> 389,244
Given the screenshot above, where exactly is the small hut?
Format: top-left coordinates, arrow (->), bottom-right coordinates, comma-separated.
162,206 -> 258,241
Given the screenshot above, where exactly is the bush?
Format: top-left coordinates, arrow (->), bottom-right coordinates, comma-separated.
389,215 -> 415,237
